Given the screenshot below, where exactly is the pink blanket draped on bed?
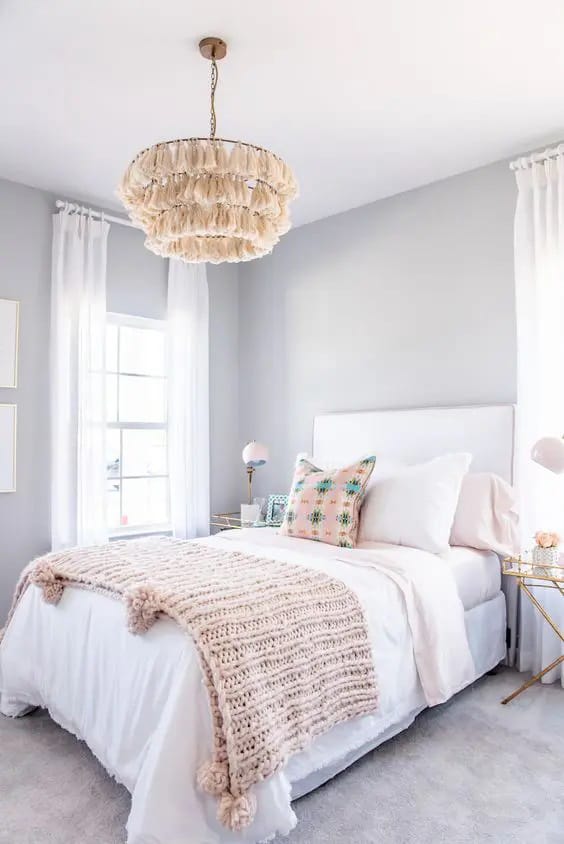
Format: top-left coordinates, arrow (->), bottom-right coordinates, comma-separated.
2,537 -> 378,830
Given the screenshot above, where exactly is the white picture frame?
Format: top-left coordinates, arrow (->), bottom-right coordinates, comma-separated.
265,494 -> 288,526
0,298 -> 19,388
0,404 -> 17,493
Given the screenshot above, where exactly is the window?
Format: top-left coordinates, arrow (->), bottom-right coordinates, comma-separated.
105,314 -> 170,536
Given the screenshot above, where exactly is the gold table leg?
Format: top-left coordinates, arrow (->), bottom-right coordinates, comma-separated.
501,579 -> 564,704
501,653 -> 564,704
521,580 -> 564,640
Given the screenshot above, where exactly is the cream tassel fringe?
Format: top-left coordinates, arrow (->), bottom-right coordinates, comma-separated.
146,235 -> 272,264
120,174 -> 282,217
146,203 -> 279,246
117,137 -> 298,263
126,139 -> 298,200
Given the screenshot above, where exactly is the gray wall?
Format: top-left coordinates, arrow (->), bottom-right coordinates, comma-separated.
0,158 -> 519,618
209,263 -> 242,513
0,180 -> 52,621
106,224 -> 168,320
239,160 -> 518,498
0,178 -> 240,621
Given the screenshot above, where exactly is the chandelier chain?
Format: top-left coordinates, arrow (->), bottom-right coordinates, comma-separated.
210,58 -> 218,139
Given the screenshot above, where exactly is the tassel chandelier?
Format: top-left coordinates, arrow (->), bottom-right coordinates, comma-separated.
118,37 -> 298,264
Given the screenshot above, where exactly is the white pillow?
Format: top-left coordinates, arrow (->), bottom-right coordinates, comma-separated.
449,472 -> 519,557
359,453 -> 472,554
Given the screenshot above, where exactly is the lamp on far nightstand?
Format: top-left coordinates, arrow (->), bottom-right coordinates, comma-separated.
242,441 -> 269,504
531,436 -> 564,474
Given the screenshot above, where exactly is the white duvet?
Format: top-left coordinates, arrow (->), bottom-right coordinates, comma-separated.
0,530 -> 476,844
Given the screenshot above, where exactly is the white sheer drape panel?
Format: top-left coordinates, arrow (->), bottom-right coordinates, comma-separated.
167,260 -> 210,539
514,156 -> 564,683
51,211 -> 109,549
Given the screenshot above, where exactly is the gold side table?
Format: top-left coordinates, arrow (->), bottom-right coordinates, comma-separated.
210,512 -> 268,532
501,555 -> 564,704
210,512 -> 244,531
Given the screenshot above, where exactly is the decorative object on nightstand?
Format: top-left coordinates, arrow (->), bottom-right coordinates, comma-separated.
502,554 -> 564,704
265,494 -> 288,527
532,531 -> 560,569
254,496 -> 268,522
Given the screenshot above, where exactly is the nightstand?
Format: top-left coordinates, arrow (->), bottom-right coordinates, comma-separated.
210,512 -> 268,532
501,555 -> 564,703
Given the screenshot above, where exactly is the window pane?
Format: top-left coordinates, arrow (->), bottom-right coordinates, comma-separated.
122,428 -> 167,477
106,429 -> 121,478
106,323 -> 118,372
121,477 -> 169,527
106,374 -> 118,423
120,326 -> 165,377
107,480 -> 121,529
119,375 -> 166,423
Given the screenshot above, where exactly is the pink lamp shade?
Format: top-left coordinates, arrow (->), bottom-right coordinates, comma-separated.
242,441 -> 269,468
531,436 -> 564,474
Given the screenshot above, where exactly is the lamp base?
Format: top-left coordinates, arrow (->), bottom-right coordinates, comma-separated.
246,466 -> 254,505
241,503 -> 260,526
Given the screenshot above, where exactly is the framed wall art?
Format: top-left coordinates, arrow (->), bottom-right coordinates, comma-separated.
0,298 -> 19,388
0,403 -> 17,492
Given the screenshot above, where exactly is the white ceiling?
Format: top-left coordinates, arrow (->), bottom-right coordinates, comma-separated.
2,0 -> 564,227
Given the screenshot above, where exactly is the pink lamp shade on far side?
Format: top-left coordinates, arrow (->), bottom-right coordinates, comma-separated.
531,436 -> 564,474
242,441 -> 269,468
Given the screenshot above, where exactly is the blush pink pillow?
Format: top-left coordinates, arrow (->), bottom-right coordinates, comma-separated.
280,456 -> 376,548
450,472 -> 519,557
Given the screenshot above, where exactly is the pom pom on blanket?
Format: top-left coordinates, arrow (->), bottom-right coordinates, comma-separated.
218,791 -> 257,831
30,562 -> 65,605
197,760 -> 230,796
125,584 -> 162,634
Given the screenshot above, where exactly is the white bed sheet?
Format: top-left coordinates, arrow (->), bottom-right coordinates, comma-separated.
442,546 -> 501,610
352,538 -> 501,611
0,530 -> 501,844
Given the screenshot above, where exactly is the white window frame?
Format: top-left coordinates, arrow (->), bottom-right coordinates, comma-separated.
106,312 -> 171,538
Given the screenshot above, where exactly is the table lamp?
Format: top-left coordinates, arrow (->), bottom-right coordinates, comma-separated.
531,436 -> 564,474
242,441 -> 269,504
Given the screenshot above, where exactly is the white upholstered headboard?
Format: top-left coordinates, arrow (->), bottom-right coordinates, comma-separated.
312,405 -> 515,483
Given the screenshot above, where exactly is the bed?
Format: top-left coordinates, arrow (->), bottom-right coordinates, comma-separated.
0,404 -> 514,844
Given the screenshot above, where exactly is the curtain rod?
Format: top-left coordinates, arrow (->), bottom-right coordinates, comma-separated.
55,200 -> 138,229
510,142 -> 564,171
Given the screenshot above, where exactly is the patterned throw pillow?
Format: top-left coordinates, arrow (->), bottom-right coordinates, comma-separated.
280,456 -> 376,548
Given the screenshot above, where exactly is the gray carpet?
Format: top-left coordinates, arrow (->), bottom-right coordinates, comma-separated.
1,669 -> 563,843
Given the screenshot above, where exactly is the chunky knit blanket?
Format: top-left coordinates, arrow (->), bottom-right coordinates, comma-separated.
3,537 -> 378,830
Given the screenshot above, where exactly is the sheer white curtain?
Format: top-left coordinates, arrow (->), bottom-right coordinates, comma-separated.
167,260 -> 210,538
514,155 -> 564,684
51,208 -> 109,549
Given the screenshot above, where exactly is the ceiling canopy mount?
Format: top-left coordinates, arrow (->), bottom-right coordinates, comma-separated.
198,36 -> 227,62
